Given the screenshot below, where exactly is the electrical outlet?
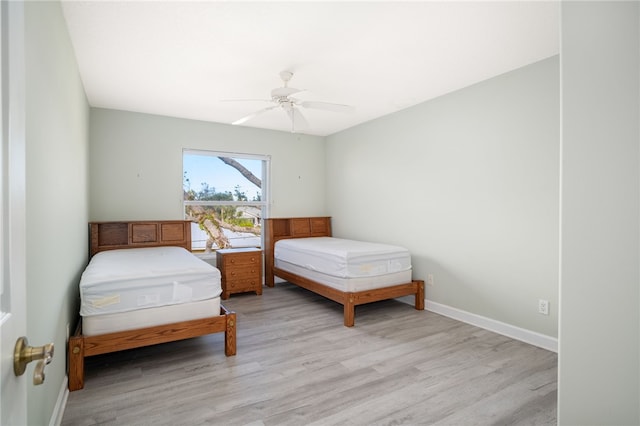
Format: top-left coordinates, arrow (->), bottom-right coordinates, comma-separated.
427,274 -> 434,286
538,299 -> 549,315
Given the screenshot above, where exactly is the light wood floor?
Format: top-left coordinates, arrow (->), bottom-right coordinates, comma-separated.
62,283 -> 557,426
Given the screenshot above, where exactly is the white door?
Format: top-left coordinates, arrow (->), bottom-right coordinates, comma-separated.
0,1 -> 28,424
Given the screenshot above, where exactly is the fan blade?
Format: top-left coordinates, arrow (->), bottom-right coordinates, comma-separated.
284,106 -> 310,133
221,99 -> 272,103
232,105 -> 279,125
300,100 -> 354,113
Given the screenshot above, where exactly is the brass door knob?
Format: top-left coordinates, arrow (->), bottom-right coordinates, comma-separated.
14,337 -> 54,385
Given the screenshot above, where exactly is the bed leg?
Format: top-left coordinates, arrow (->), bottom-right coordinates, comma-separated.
225,311 -> 237,356
68,334 -> 85,391
344,295 -> 355,327
265,272 -> 274,288
415,280 -> 425,311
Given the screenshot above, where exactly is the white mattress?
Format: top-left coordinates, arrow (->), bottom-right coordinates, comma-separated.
275,259 -> 412,292
274,237 -> 412,278
80,246 -> 222,317
82,297 -> 221,336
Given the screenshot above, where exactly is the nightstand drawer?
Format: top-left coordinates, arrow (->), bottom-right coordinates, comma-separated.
226,278 -> 260,290
227,268 -> 260,279
223,254 -> 260,267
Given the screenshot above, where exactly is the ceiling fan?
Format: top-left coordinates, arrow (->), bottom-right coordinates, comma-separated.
225,71 -> 354,133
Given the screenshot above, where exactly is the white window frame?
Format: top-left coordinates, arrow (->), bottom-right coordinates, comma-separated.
183,149 -> 270,250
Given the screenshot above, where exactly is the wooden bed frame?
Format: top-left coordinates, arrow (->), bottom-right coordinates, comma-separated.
68,220 -> 236,391
264,217 -> 424,327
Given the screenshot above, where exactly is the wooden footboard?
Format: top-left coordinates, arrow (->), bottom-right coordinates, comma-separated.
68,305 -> 236,391
274,266 -> 424,326
265,217 -> 425,326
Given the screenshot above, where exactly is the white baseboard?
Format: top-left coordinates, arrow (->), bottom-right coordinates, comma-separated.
425,300 -> 558,353
49,376 -> 69,426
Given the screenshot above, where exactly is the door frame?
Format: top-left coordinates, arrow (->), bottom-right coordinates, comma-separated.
0,0 -> 28,424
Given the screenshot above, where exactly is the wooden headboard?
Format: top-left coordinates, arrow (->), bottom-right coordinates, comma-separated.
264,217 -> 331,287
89,220 -> 192,258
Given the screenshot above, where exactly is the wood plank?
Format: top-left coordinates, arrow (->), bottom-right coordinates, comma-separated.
89,220 -> 191,257
82,316 -> 229,357
68,331 -> 85,391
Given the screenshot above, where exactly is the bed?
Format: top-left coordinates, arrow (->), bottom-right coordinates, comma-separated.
264,217 -> 424,326
68,220 -> 236,391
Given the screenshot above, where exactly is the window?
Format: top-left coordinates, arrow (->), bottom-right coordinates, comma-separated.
183,150 -> 269,252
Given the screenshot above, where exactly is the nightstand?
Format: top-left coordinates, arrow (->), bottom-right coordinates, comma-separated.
216,247 -> 262,299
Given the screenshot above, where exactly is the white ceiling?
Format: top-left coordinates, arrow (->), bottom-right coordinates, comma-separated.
60,1 -> 559,137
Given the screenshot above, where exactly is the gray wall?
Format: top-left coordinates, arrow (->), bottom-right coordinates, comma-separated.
558,2 -> 639,424
325,56 -> 560,338
24,1 -> 90,425
89,108 -> 326,221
